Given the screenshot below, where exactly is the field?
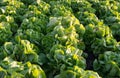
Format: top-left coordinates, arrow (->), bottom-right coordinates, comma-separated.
0,0 -> 120,78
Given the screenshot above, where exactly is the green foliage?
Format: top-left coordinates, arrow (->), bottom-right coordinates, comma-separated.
1,0 -> 120,78
55,66 -> 101,78
93,51 -> 120,78
0,22 -> 12,44
0,39 -> 39,63
0,57 -> 46,78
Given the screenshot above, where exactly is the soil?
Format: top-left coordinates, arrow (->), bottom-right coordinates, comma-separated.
85,49 -> 96,70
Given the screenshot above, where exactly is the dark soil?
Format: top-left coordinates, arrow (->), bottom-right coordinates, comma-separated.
85,50 -> 96,70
